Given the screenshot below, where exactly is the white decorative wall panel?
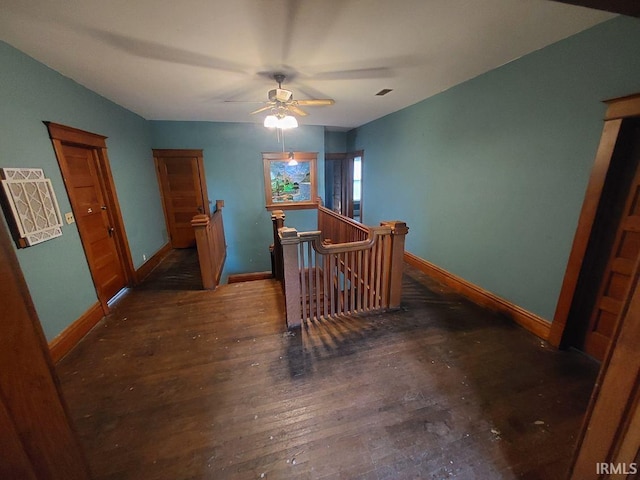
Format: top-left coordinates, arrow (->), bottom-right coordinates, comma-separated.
1,167 -> 63,246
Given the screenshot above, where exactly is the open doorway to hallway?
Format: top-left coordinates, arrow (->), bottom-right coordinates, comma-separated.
325,150 -> 363,222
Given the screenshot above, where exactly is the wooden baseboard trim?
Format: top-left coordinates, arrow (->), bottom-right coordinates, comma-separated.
135,242 -> 172,284
227,271 -> 273,284
49,302 -> 104,363
404,251 -> 551,340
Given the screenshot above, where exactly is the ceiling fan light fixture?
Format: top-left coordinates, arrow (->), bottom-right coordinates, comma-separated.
264,113 -> 298,130
280,115 -> 298,129
264,115 -> 279,128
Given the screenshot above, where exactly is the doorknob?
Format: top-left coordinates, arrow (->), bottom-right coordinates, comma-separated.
108,227 -> 115,237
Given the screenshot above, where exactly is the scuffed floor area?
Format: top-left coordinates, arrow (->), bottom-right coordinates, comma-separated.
57,249 -> 598,479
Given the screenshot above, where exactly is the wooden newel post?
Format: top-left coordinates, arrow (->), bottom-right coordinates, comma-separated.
381,220 -> 409,309
271,210 -> 286,281
279,226 -> 302,329
192,213 -> 215,290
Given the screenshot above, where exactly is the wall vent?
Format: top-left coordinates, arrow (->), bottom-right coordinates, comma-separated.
1,167 -> 63,246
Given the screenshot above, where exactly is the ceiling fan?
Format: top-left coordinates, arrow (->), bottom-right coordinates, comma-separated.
229,73 -> 335,118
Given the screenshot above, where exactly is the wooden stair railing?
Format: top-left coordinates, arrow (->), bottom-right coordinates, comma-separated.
278,218 -> 408,329
318,205 -> 369,243
191,200 -> 227,290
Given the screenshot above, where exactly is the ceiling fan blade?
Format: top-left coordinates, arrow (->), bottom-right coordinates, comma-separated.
250,105 -> 274,115
288,105 -> 308,116
296,99 -> 335,106
311,67 -> 393,80
85,28 -> 249,74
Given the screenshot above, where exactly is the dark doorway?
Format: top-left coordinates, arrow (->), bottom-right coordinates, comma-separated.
325,150 -> 363,222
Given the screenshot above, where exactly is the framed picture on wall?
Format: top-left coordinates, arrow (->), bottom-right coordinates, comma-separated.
262,152 -> 318,210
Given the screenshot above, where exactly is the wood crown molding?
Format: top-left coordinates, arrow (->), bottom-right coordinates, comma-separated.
604,93 -> 640,120
405,251 -> 551,340
44,122 -> 107,148
152,149 -> 203,157
262,151 -> 318,160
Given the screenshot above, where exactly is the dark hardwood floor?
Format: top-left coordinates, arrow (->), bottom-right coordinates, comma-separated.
56,249 -> 599,479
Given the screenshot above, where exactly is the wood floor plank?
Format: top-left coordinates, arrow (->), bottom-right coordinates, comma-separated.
56,248 -> 598,479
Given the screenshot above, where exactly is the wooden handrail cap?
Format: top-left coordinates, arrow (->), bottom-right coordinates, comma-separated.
380,220 -> 409,235
191,214 -> 211,227
271,210 -> 286,220
279,227 -> 300,244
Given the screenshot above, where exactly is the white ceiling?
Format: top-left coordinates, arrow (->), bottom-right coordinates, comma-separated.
0,0 -> 614,129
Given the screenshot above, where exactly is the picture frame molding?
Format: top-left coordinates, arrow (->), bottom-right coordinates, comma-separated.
262,152 -> 318,210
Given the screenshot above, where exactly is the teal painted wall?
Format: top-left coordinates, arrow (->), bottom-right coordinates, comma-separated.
348,16 -> 640,321
4,14 -> 639,340
149,121 -> 324,277
324,130 -> 348,209
324,130 -> 347,153
0,41 -> 166,340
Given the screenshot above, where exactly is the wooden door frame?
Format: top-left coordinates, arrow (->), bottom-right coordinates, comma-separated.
0,215 -> 91,479
549,94 -> 640,347
325,152 -> 349,217
325,150 -> 363,220
549,93 -> 640,477
349,150 -> 364,222
569,250 -> 640,479
152,149 -> 209,248
45,122 -> 135,313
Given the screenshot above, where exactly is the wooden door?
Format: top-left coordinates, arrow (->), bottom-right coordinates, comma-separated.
569,250 -> 640,479
47,122 -> 133,312
584,157 -> 640,360
61,144 -> 128,301
153,149 -> 209,248
0,215 -> 91,479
